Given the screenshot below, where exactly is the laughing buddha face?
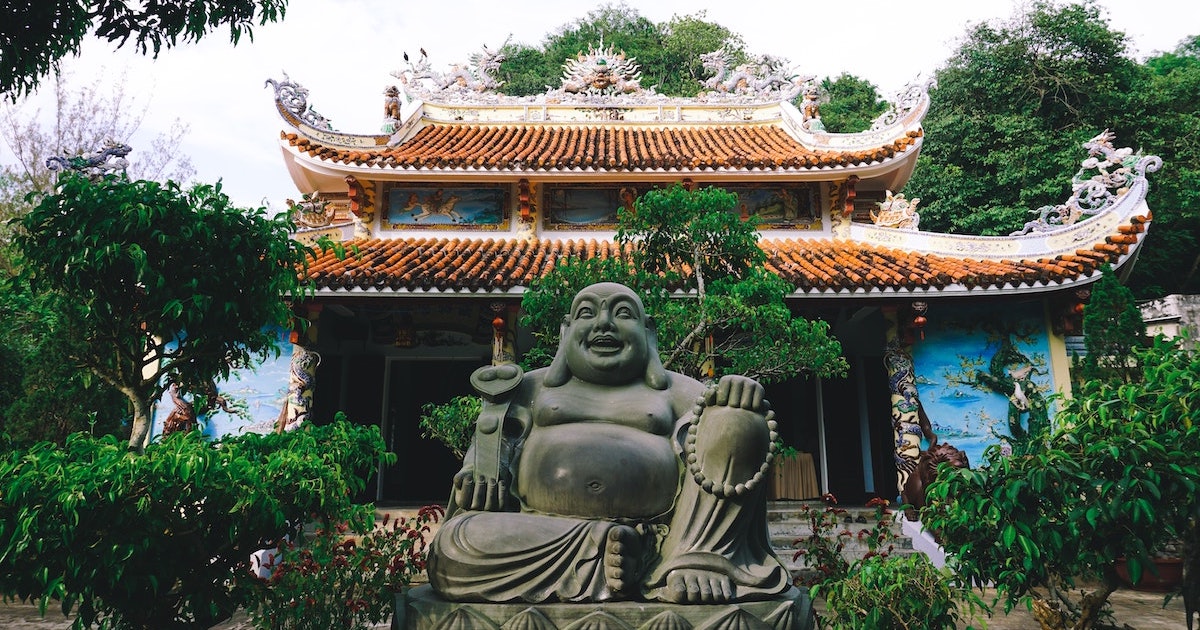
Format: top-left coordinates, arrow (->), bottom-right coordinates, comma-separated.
562,283 -> 650,385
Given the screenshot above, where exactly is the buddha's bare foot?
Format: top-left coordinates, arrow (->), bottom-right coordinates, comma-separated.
603,524 -> 642,597
661,568 -> 735,604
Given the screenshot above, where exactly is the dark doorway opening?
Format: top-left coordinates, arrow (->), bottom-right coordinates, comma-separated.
381,360 -> 477,504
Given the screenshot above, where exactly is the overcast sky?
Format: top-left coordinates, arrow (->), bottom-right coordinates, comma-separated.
2,0 -> 1195,210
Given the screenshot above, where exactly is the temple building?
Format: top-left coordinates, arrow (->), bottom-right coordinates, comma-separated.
253,45 -> 1159,505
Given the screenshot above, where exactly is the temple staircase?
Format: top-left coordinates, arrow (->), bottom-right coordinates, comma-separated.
766,500 -> 919,582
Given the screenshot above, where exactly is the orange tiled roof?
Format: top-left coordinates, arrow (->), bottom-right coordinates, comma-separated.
302,215 -> 1147,295
282,125 -> 922,172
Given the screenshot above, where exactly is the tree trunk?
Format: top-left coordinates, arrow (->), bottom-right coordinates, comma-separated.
1030,583 -> 1117,630
126,391 -> 153,453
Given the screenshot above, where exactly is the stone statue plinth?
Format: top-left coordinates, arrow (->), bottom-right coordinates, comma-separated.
397,584 -> 816,630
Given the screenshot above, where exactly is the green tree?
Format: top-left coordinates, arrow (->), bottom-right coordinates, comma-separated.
1077,264 -> 1146,383
905,1 -> 1200,298
1,0 -> 289,100
0,287 -> 128,445
907,1 -> 1139,235
0,418 -> 390,629
657,11 -> 745,96
499,3 -> 666,97
521,184 -> 847,384
499,4 -> 743,98
0,73 -> 195,445
814,73 -> 888,133
1117,35 -> 1200,297
11,171 -> 311,451
495,3 -> 886,132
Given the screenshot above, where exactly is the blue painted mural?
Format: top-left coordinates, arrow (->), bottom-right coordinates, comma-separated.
910,302 -> 1054,466
384,184 -> 509,229
150,333 -> 292,440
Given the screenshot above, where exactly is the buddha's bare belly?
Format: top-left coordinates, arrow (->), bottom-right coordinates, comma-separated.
516,423 -> 680,519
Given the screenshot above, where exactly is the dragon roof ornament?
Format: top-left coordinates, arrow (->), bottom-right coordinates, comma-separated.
266,73 -> 333,130
870,76 -> 936,130
1012,131 -> 1162,235
700,47 -> 811,102
871,190 -> 921,231
390,45 -> 506,102
46,141 -> 131,178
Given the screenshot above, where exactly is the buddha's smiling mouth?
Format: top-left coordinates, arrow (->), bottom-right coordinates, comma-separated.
588,334 -> 623,354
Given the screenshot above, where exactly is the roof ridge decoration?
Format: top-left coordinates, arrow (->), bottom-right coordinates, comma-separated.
870,76 -> 937,131
46,141 -> 131,178
384,43 -> 816,108
265,73 -> 334,130
1012,130 -> 1163,235
787,77 -> 933,151
558,42 -> 645,95
870,191 -> 921,231
287,192 -> 334,228
700,47 -> 810,103
390,45 -> 507,102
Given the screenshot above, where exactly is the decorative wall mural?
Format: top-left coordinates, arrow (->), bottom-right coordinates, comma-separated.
384,184 -> 509,229
544,184 -> 638,228
151,329 -> 293,439
910,302 -> 1054,465
543,183 -> 821,229
726,184 -> 819,228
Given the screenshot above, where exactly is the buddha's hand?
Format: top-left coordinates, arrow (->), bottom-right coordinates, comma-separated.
453,468 -> 511,512
709,374 -> 769,414
688,375 -> 775,499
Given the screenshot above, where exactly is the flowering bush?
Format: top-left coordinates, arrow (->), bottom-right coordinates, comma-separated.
791,494 -> 896,587
247,505 -> 444,630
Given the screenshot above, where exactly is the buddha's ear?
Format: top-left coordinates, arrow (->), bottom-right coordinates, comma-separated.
644,316 -> 668,391
544,317 -> 571,388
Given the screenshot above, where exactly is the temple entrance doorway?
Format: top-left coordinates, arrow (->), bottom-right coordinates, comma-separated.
379,359 -> 475,504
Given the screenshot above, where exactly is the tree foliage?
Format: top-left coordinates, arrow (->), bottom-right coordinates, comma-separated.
923,336 -> 1200,629
1076,264 -> 1146,383
0,72 -> 195,445
1118,34 -> 1200,297
1,70 -> 195,266
0,286 -> 128,445
816,73 -> 888,133
495,0 -> 883,130
0,417 -> 390,629
11,172 -> 311,451
520,184 -> 847,384
906,1 -> 1200,298
496,4 -> 743,98
1,0 -> 289,101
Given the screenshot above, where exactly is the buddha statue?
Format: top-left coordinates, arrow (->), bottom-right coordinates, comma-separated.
428,282 -> 789,604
